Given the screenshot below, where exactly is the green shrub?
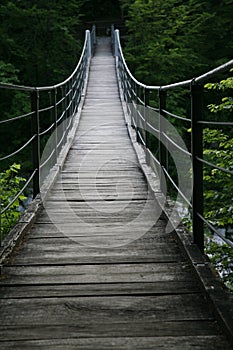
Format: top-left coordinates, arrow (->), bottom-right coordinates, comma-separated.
205,239 -> 233,292
0,163 -> 26,240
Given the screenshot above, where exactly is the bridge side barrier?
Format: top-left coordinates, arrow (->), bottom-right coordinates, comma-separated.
0,26 -> 96,246
113,28 -> 233,252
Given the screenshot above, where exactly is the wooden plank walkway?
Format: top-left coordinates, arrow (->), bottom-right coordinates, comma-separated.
0,37 -> 232,349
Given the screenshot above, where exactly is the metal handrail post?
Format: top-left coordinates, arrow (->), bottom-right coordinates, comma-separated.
61,86 -> 66,146
92,24 -> 97,47
31,90 -> 40,198
87,30 -> 92,60
144,88 -> 150,164
135,84 -> 140,143
158,88 -> 167,194
114,30 -> 119,58
111,24 -> 115,54
191,82 -> 204,251
53,87 -> 58,162
132,80 -> 137,129
71,77 -> 75,128
68,80 -> 72,122
64,84 -> 68,138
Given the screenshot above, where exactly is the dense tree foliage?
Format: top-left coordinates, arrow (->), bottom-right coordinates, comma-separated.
0,1 -> 82,172
120,0 -> 233,85
0,0 -> 85,87
203,123 -> 233,292
203,128 -> 233,228
203,74 -> 233,231
205,240 -> 233,292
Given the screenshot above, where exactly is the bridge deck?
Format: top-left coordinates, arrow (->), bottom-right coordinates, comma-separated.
0,38 -> 231,349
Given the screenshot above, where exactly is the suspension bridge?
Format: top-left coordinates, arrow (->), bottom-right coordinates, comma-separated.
0,27 -> 233,349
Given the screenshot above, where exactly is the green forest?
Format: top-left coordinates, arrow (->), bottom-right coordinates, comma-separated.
1,0 -> 231,89
1,0 -> 232,163
0,0 -> 233,289
121,0 -> 233,84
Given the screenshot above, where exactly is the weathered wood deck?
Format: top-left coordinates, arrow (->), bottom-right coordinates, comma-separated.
0,37 -> 232,349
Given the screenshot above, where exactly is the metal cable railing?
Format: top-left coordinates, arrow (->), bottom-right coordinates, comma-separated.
113,28 -> 233,251
0,26 -> 96,245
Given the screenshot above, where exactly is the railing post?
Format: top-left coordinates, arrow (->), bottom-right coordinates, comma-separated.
135,85 -> 141,144
191,81 -> 204,252
114,30 -> 119,58
67,80 -> 71,124
92,24 -> 97,51
159,88 -> 167,194
63,86 -> 66,130
71,77 -> 75,127
52,87 -> 58,161
62,86 -> 67,144
111,24 -> 115,54
144,88 -> 150,164
87,30 -> 92,59
127,76 -> 132,123
31,90 -> 40,198
123,69 -> 127,102
131,81 -> 137,129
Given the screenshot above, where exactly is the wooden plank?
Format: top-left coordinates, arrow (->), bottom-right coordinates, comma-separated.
0,335 -> 231,350
0,294 -> 215,326
51,184 -> 148,192
0,324 -> 228,344
18,219 -> 172,243
0,281 -> 200,299
7,228 -> 171,250
18,221 -> 168,235
7,228 -> 184,263
4,238 -> 184,264
1,262 -> 195,284
4,254 -> 183,265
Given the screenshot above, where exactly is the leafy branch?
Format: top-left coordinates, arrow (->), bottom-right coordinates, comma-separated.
204,69 -> 233,113
0,163 -> 26,239
203,71 -> 233,292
